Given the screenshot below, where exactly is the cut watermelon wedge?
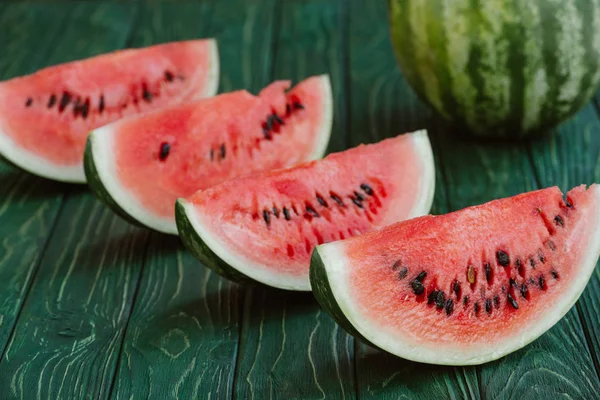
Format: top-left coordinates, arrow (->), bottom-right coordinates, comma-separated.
85,75 -> 333,234
0,39 -> 219,182
311,185 -> 600,365
176,130 -> 435,290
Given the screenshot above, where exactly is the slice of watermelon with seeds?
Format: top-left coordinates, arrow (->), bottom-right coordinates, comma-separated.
85,75 -> 334,234
0,39 -> 219,182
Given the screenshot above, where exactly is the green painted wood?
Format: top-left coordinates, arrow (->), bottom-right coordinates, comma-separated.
0,3 -> 142,399
529,105 -> 600,378
233,1 -> 355,399
347,1 -> 479,399
109,1 -> 268,398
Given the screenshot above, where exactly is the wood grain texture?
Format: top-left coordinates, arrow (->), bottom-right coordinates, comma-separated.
110,1 -> 263,398
0,3 -> 141,399
233,1 -> 355,399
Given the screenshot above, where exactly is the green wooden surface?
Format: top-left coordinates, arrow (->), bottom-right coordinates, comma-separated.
1,1 -> 600,399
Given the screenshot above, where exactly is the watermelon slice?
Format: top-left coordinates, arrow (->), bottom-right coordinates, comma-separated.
85,75 -> 333,234
0,39 -> 219,182
311,185 -> 600,365
176,130 -> 435,290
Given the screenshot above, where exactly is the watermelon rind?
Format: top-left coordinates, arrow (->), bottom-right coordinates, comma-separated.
85,74 -> 333,235
310,186 -> 600,366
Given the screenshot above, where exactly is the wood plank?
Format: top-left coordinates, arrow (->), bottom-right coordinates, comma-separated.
233,1 -> 355,398
0,3 -> 141,399
347,1 -> 478,398
109,1 -> 270,398
529,104 -> 600,380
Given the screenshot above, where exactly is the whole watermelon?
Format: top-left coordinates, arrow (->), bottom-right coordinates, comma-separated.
389,0 -> 600,139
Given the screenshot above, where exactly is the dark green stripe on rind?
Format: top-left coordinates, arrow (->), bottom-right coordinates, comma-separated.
175,199 -> 260,285
83,136 -> 144,228
309,249 -> 377,348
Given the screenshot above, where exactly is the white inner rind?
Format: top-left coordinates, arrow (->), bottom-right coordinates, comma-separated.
316,186 -> 600,366
182,128 -> 436,291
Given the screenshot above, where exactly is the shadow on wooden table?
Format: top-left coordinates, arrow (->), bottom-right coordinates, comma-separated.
0,168 -> 71,201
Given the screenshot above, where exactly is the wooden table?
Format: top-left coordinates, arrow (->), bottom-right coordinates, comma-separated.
1,1 -> 599,398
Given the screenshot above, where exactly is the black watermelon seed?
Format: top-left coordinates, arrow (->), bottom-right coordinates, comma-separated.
554,215 -> 564,227
142,83 -> 152,102
306,205 -> 320,217
48,94 -> 57,108
485,263 -> 493,283
58,91 -> 71,112
220,144 -> 226,159
283,207 -> 291,221
565,199 -> 573,208
272,207 -> 279,218
263,209 -> 270,226
330,193 -> 344,206
528,278 -> 535,285
515,259 -> 522,269
81,98 -> 90,119
353,191 -> 365,201
501,285 -> 506,294
397,267 -> 408,280
25,97 -> 32,107
266,114 -> 274,131
316,194 -> 328,207
262,126 -> 272,140
520,284 -> 529,299
392,260 -> 401,270
286,103 -> 291,116
538,251 -> 546,264
351,197 -> 364,208
293,101 -> 304,110
360,183 -> 374,196
539,275 -> 546,290
98,94 -> 105,113
510,278 -> 518,288
411,280 -> 424,295
496,250 -> 510,267
435,291 -> 446,309
427,290 -> 438,305
551,270 -> 559,279
210,148 -> 214,161
529,258 -> 536,268
546,240 -> 556,251
416,271 -> 427,282
463,295 -> 469,306
164,70 -> 174,82
273,113 -> 284,125
493,295 -> 500,308
474,302 -> 480,315
507,293 -> 519,309
445,299 -> 454,316
452,280 -> 460,297
73,98 -> 82,117
485,299 -> 492,314
159,142 -> 170,161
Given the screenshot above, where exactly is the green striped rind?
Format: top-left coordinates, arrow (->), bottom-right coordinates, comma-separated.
389,0 -> 600,138
174,199 -> 260,285
83,136 -> 144,227
309,249 -> 377,348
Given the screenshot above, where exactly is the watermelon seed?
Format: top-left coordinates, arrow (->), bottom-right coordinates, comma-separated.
159,142 -> 171,161
98,94 -> 105,113
272,207 -> 279,218
493,295 -> 500,309
554,215 -> 564,227
220,144 -> 226,159
58,91 -> 71,112
551,270 -> 559,279
292,101 -> 304,110
474,302 -> 480,315
435,291 -> 445,309
262,124 -> 272,140
285,104 -> 291,116
306,205 -> 319,217
266,115 -> 274,131
316,194 -> 328,207
360,183 -> 374,196
25,98 -> 32,107
529,257 -> 536,268
515,259 -> 522,268
452,280 -> 460,298
510,278 -> 518,288
351,197 -> 364,208
539,275 -> 546,290
467,265 -> 476,284
263,209 -> 270,226
538,251 -> 545,263
501,286 -> 506,293
292,204 -> 299,215
142,83 -> 152,102
164,70 -> 174,82
546,240 -> 556,251
411,280 -> 424,295
463,296 -> 469,307
427,290 -> 438,305
496,250 -> 510,267
484,263 -> 493,284
330,192 -> 344,206
353,191 -> 365,201
529,278 -> 535,284
445,299 -> 454,316
392,260 -> 401,270
81,98 -> 90,119
507,293 -> 519,309
520,283 -> 529,300
416,271 -> 427,282
565,199 -> 573,208
283,207 -> 291,221
273,112 -> 284,125
48,94 -> 57,108
397,267 -> 408,280
485,299 -> 492,314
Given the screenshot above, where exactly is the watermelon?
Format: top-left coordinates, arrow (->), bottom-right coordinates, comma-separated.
311,185 -> 600,365
0,39 -> 219,182
176,130 -> 435,291
85,75 -> 333,234
389,0 -> 600,138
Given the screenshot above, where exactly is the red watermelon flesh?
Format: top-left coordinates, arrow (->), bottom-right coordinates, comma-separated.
0,39 -> 219,182
311,185 -> 600,365
86,75 -> 333,234
176,130 -> 435,290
